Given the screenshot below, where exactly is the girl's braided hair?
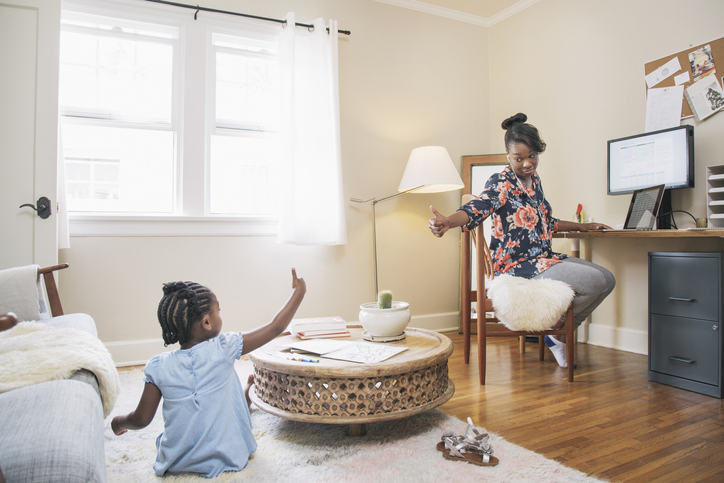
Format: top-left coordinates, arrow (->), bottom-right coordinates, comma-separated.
157,281 -> 214,346
502,112 -> 547,154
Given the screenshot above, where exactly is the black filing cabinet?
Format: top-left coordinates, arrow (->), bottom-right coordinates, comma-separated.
648,252 -> 723,397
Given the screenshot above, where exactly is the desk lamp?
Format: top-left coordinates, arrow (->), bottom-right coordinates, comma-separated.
351,146 -> 464,298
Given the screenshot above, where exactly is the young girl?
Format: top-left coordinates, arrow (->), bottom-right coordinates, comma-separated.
111,268 -> 306,478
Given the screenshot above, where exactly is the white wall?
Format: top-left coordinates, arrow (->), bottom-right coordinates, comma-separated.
58,0 -> 491,365
488,0 -> 724,353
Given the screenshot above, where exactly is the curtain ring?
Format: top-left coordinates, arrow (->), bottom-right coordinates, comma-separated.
282,19 -> 287,27
308,25 -> 314,32
194,5 -> 199,20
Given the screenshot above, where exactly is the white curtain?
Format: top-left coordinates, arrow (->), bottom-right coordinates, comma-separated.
276,13 -> 347,245
57,119 -> 70,250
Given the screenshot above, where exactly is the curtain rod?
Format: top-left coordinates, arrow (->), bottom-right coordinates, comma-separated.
144,0 -> 351,35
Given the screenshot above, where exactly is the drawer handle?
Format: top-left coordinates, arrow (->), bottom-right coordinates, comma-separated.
668,356 -> 695,364
668,297 -> 695,303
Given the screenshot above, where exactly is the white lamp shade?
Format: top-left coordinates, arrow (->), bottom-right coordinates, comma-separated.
397,146 -> 464,193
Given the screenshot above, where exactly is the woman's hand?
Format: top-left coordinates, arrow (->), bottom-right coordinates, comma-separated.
577,222 -> 612,231
429,206 -> 451,238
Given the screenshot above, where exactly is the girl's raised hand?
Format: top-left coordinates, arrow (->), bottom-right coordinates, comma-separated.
291,268 -> 306,294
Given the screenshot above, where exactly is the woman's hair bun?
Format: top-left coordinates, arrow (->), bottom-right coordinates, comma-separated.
501,113 -> 528,130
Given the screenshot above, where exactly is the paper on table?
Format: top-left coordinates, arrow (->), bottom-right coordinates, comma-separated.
322,342 -> 408,364
645,57 -> 682,88
280,338 -> 355,355
645,85 -> 684,132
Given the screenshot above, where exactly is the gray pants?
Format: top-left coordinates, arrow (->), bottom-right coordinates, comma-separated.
533,257 -> 616,327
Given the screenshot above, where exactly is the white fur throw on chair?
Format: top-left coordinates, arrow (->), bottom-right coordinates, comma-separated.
486,274 -> 574,331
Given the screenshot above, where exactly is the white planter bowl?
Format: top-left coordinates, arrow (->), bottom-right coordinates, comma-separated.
358,301 -> 411,337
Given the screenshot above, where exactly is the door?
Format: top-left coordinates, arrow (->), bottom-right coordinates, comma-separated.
0,0 -> 60,270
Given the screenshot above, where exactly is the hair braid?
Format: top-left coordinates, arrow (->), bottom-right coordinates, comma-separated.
157,281 -> 214,346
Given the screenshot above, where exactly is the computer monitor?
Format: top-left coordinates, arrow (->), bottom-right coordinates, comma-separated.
607,125 -> 694,228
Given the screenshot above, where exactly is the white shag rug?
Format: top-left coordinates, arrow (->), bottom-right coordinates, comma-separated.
105,359 -> 604,483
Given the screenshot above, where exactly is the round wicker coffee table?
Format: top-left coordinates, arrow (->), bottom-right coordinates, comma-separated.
248,326 -> 454,436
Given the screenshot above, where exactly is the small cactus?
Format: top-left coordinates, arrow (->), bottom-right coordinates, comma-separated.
377,290 -> 393,309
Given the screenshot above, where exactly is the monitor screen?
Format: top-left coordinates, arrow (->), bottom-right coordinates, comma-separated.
607,125 -> 694,195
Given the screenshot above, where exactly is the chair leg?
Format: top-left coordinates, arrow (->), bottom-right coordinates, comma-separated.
566,306 -> 575,382
538,335 -> 545,360
478,317 -> 486,385
463,314 -> 471,365
519,336 -> 525,353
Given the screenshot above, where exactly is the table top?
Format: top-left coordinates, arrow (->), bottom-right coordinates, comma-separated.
553,229 -> 724,239
248,325 -> 453,378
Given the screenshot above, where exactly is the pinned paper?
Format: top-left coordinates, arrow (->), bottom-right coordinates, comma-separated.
645,57 -> 682,88
674,71 -> 690,86
684,76 -> 724,121
645,86 -> 684,132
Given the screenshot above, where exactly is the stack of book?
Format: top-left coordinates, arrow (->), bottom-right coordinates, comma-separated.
290,316 -> 350,339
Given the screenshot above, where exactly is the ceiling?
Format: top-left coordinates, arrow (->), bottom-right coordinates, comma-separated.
373,0 -> 539,26
420,0 -> 528,19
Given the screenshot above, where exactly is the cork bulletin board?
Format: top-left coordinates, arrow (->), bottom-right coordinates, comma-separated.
644,36 -> 724,119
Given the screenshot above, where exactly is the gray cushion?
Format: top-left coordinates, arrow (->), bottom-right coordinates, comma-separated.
43,313 -> 98,337
0,376 -> 106,482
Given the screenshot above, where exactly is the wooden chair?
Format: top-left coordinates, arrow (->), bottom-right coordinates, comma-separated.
0,263 -> 68,326
461,224 -> 575,384
38,263 -> 70,317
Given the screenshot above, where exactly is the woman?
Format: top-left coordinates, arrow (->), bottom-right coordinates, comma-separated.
429,113 -> 615,368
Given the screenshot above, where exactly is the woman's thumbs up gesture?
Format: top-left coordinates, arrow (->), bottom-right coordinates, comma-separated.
428,206 -> 450,238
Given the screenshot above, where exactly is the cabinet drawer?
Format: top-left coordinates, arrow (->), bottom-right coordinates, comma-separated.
649,255 -> 720,320
650,314 -> 720,385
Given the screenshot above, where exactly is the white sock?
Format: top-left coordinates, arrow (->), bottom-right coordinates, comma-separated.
544,335 -> 568,368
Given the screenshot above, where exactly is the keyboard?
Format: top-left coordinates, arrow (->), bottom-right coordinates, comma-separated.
683,226 -> 723,231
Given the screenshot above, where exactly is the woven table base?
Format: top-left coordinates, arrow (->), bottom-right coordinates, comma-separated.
254,361 -> 450,418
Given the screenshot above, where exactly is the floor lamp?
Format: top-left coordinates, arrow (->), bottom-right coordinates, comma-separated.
351,146 -> 464,298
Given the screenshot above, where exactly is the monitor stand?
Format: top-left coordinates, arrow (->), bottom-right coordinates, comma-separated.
657,189 -> 674,229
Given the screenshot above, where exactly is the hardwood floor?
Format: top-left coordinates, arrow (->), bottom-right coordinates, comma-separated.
439,332 -> 724,482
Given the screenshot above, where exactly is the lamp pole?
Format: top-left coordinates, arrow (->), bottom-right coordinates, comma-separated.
351,185 -> 426,299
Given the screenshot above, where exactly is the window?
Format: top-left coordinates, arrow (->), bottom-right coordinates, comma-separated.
59,1 -> 283,233
59,9 -> 177,214
209,32 -> 280,215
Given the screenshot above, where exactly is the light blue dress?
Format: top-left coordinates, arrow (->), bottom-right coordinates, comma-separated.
144,333 -> 257,477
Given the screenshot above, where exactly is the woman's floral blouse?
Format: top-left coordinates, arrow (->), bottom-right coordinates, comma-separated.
458,166 -> 567,279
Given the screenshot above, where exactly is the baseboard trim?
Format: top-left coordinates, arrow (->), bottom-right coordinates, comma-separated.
106,311 -> 462,366
583,323 -> 648,355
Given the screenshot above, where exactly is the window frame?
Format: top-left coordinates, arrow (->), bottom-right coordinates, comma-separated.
63,0 -> 281,237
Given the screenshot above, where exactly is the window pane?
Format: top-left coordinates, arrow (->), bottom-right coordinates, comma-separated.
59,26 -> 174,123
62,123 -> 174,213
215,51 -> 279,130
209,134 -> 279,215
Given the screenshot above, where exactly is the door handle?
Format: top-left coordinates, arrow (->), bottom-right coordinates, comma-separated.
19,196 -> 52,219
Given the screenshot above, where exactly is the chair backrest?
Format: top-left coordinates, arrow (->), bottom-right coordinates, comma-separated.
0,264 -> 68,321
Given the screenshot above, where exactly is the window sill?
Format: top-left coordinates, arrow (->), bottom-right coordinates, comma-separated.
69,215 -> 278,237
